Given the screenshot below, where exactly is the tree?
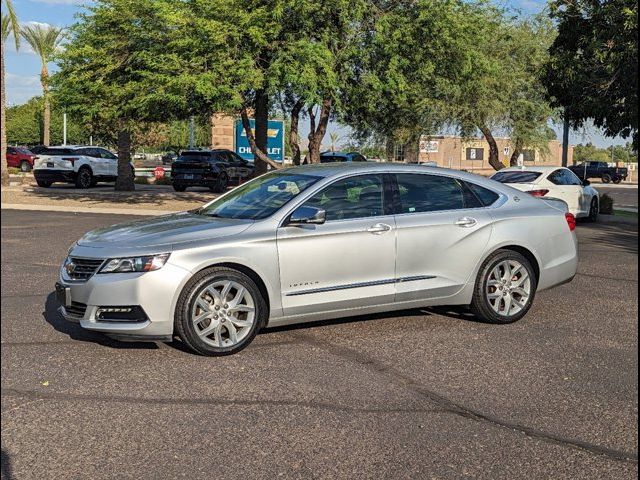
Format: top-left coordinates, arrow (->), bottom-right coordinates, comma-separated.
1,0 -> 20,185
5,96 -> 89,145
341,0 -> 488,164
456,12 -> 555,170
53,0 -> 188,190
21,24 -> 65,147
573,143 -> 611,163
545,0 -> 638,149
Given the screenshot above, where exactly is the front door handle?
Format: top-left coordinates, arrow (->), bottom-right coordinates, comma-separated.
367,223 -> 392,234
455,217 -> 477,228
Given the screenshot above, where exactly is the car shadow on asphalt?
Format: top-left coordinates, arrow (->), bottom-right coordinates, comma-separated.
42,292 -> 159,350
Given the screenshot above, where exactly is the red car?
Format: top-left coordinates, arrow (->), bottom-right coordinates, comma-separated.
6,146 -> 37,172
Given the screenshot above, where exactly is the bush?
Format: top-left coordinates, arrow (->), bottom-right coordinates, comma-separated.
134,176 -> 149,185
8,167 -> 20,175
599,193 -> 614,214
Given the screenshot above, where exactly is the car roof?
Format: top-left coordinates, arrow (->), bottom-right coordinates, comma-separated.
320,151 -> 353,157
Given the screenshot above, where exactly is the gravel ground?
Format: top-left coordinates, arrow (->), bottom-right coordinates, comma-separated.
1,210 -> 637,479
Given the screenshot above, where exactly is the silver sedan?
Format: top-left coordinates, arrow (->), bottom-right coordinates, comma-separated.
56,163 -> 579,355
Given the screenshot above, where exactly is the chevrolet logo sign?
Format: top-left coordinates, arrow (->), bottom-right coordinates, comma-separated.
241,128 -> 280,138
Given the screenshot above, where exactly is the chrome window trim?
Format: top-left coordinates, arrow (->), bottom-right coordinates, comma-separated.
286,275 -> 436,296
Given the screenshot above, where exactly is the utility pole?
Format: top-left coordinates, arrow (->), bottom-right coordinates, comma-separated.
63,113 -> 67,146
189,116 -> 195,149
561,112 -> 570,167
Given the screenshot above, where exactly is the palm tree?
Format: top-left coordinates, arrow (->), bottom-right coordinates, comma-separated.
21,23 -> 64,147
329,132 -> 341,152
1,0 -> 20,186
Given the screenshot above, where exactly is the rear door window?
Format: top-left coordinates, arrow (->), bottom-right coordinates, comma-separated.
548,169 -> 569,185
395,174 -> 481,214
465,182 -> 500,206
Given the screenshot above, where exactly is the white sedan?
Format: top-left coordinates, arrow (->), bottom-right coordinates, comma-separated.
491,166 -> 600,221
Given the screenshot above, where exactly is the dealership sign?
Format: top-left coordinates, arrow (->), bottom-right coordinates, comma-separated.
235,119 -> 285,161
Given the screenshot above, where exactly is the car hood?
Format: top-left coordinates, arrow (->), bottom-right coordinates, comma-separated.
77,212 -> 253,250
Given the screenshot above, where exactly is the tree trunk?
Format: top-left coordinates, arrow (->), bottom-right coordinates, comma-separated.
1,40 -> 9,186
509,138 -> 524,166
115,128 -> 135,191
289,99 -> 304,165
240,105 -> 281,171
307,97 -> 332,164
479,124 -> 504,171
253,89 -> 270,176
42,65 -> 50,146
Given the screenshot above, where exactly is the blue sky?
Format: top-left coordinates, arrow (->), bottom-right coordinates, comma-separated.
3,0 -> 629,148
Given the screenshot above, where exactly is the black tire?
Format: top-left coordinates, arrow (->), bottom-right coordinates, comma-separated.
211,172 -> 229,193
612,176 -> 622,184
20,161 -> 32,172
602,174 -> 612,184
175,267 -> 268,356
587,196 -> 599,222
36,179 -> 52,188
75,167 -> 93,189
173,184 -> 187,192
470,249 -> 538,325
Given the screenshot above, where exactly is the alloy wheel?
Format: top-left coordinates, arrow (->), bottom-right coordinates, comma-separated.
190,279 -> 256,348
485,260 -> 531,317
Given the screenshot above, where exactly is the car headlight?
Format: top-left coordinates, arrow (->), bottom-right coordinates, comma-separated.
98,253 -> 170,274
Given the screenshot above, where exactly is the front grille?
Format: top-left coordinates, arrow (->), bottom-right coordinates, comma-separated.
65,302 -> 87,319
67,257 -> 104,282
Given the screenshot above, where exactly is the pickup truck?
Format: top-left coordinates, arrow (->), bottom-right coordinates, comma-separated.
568,161 -> 628,184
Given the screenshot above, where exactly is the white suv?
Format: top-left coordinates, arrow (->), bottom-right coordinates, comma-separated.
33,145 -> 132,188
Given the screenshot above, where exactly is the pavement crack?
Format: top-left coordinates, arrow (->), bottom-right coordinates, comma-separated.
290,331 -> 639,465
0,387 -> 443,417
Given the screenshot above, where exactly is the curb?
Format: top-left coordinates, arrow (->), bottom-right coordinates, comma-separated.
1,203 -> 176,216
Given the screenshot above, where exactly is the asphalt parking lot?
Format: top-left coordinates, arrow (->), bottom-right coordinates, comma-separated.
1,210 -> 638,479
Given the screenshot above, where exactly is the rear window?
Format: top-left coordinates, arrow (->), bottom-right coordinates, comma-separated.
491,171 -> 542,184
320,155 -> 348,163
175,152 -> 212,162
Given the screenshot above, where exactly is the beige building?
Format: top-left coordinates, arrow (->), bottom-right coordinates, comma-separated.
392,135 -> 573,175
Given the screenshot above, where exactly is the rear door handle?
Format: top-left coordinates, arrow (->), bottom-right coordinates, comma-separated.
367,223 -> 392,234
455,217 -> 477,228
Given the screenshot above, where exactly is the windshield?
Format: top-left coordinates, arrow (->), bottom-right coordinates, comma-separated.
197,171 -> 321,220
491,171 -> 542,184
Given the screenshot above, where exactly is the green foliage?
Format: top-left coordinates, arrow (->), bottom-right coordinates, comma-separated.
545,0 -> 638,148
5,96 -> 89,145
599,193 -> 614,214
574,142 -> 638,163
1,0 -> 20,49
20,24 -> 64,67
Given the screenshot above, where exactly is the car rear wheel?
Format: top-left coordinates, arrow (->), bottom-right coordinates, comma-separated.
175,267 -> 268,356
587,196 -> 599,222
75,167 -> 93,189
20,161 -> 32,172
602,174 -> 612,184
173,184 -> 187,192
211,172 -> 228,193
470,250 -> 537,324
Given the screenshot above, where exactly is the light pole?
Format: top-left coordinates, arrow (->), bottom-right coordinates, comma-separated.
63,113 -> 67,146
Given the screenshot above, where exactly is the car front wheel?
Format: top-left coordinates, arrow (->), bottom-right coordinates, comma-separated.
602,174 -> 612,183
470,250 -> 537,324
175,267 -> 268,356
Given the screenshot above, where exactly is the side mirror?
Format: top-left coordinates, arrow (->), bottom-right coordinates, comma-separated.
582,179 -> 591,186
288,206 -> 326,226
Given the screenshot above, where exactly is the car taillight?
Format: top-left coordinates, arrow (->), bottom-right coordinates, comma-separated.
528,189 -> 549,197
62,157 -> 79,165
565,212 -> 576,232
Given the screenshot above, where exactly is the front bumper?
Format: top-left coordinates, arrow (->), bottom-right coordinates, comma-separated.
57,262 -> 192,341
34,169 -> 77,183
